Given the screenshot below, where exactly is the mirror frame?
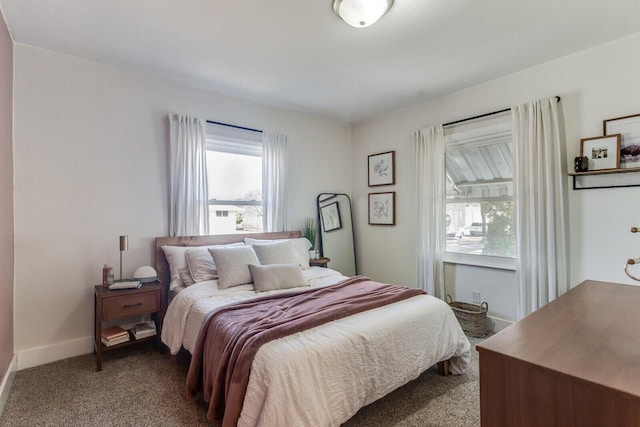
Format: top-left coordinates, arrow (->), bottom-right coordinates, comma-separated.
316,193 -> 358,275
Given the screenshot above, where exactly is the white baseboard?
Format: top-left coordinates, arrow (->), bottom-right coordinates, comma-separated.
0,354 -> 17,416
17,336 -> 93,371
487,315 -> 513,332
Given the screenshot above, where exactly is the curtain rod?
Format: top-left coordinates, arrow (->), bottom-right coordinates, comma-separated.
442,96 -> 561,128
206,120 -> 262,133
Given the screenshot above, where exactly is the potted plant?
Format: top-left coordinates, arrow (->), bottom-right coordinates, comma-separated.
302,218 -> 318,259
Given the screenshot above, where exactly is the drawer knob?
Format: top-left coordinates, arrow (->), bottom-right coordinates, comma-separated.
123,302 -> 143,309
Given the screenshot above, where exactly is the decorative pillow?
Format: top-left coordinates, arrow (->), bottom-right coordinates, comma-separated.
249,264 -> 306,292
186,248 -> 217,283
208,246 -> 260,289
162,242 -> 245,290
161,246 -> 192,290
178,267 -> 195,287
252,240 -> 300,266
244,237 -> 311,269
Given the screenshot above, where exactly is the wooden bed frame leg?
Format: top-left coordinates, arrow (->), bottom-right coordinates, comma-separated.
437,359 -> 451,376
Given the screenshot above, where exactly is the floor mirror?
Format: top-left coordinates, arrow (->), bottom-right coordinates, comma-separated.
316,193 -> 357,276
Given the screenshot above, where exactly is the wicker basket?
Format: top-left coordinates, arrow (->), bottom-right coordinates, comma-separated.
446,295 -> 488,338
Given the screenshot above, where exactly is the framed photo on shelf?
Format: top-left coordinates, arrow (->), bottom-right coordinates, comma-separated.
368,192 -> 395,226
604,113 -> 640,169
580,134 -> 621,171
368,151 -> 395,186
320,201 -> 342,232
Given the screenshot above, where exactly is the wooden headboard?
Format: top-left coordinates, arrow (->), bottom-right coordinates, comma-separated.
154,230 -> 302,288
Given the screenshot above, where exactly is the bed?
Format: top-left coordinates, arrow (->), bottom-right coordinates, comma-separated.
155,231 -> 471,427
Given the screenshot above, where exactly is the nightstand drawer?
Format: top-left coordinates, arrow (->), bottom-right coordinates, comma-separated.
102,291 -> 160,320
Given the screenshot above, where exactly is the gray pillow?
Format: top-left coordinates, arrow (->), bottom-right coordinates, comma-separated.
245,237 -> 311,268
252,240 -> 299,266
185,247 -> 217,283
249,264 -> 306,292
208,246 -> 259,289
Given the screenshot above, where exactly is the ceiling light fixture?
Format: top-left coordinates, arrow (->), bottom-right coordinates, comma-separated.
332,0 -> 394,28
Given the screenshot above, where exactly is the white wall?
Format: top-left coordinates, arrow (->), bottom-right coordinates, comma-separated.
352,32 -> 640,325
12,44 -> 352,368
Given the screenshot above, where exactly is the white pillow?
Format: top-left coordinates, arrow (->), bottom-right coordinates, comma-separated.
249,264 -> 306,292
244,237 -> 311,269
162,242 -> 244,290
252,240 -> 300,266
209,246 -> 260,289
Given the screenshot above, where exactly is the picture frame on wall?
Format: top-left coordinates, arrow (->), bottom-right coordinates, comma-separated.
580,134 -> 621,171
368,192 -> 396,226
320,201 -> 342,232
604,113 -> 640,169
368,151 -> 395,186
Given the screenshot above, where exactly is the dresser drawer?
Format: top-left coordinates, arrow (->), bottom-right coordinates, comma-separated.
102,290 -> 160,320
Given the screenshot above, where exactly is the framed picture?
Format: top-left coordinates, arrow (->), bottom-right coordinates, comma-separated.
580,134 -> 621,171
320,201 -> 342,232
604,114 -> 640,169
368,151 -> 395,186
368,192 -> 395,226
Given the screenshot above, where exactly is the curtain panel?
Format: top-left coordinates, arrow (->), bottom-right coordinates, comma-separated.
262,132 -> 290,232
168,114 -> 210,236
414,125 -> 446,298
512,97 -> 568,320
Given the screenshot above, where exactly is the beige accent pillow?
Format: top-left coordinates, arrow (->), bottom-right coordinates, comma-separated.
245,237 -> 311,268
249,264 -> 306,292
209,246 -> 259,289
178,268 -> 195,287
186,247 -> 217,283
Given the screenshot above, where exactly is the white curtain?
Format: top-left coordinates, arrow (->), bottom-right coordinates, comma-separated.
512,97 -> 568,320
414,125 -> 446,298
168,114 -> 210,236
262,131 -> 290,232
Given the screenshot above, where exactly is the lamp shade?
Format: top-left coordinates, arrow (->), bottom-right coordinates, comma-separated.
333,0 -> 393,28
119,235 -> 128,251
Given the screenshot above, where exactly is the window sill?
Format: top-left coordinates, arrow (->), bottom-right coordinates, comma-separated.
443,252 -> 516,271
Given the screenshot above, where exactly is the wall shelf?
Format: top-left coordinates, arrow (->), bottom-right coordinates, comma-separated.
569,167 -> 640,190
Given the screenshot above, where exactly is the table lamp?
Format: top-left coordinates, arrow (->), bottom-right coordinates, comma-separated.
118,235 -> 128,281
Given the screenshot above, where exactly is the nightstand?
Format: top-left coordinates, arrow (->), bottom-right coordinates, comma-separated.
94,282 -> 164,371
309,257 -> 330,268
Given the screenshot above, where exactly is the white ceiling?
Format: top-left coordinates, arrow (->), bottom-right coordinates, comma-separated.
1,0 -> 639,123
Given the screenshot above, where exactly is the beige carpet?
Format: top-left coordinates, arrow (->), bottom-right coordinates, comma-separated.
0,337 -> 484,426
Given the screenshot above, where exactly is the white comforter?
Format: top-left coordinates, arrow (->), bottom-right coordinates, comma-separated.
162,268 -> 471,427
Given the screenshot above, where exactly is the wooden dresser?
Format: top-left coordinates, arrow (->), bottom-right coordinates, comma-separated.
477,280 -> 640,427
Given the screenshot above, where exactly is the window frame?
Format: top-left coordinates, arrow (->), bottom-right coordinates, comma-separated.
442,112 -> 515,270
205,122 -> 264,233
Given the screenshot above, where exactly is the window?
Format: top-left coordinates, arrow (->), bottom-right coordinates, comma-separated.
444,112 -> 515,269
205,122 -> 263,234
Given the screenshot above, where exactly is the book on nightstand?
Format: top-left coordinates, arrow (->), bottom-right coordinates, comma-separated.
101,326 -> 128,340
108,280 -> 141,290
101,334 -> 130,346
132,321 -> 157,340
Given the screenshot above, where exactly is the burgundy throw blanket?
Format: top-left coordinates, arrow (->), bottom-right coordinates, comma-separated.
185,275 -> 425,426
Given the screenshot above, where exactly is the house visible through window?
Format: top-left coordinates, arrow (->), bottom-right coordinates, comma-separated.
444,112 -> 515,269
206,122 -> 263,234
